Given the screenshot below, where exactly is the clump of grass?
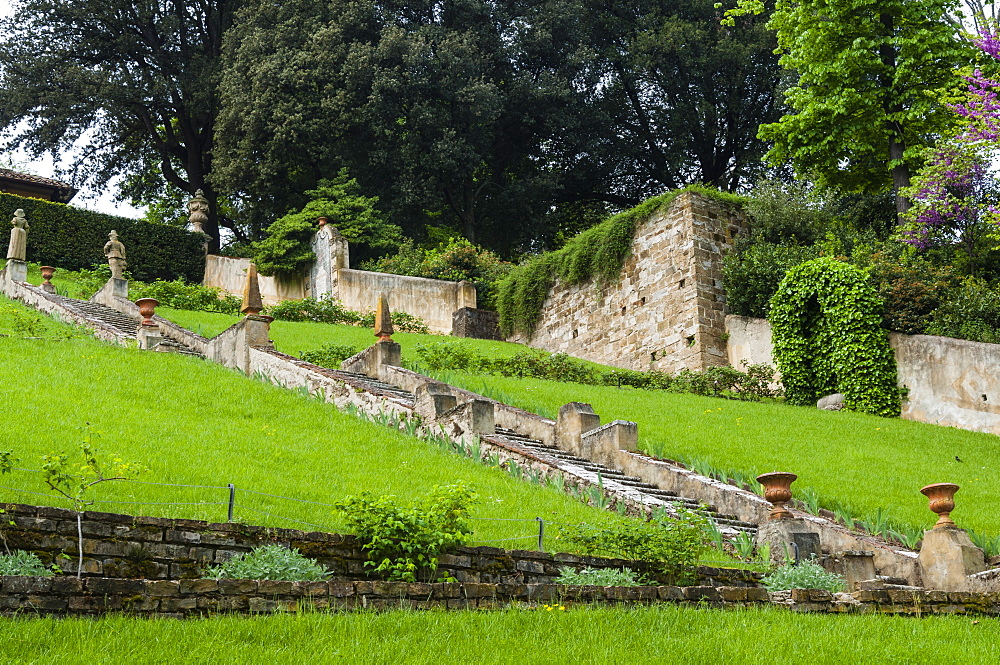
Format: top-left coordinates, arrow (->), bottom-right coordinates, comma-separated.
555,566 -> 649,586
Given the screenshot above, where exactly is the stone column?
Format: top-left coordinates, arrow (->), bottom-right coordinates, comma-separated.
310,223 -> 350,300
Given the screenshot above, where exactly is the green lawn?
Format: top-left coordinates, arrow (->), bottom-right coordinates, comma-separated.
0,298 -> 622,549
155,309 -> 1000,548
0,607 -> 997,663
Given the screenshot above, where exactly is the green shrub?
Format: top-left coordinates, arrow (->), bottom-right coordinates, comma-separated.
0,550 -> 55,577
361,237 -> 514,310
554,566 -> 650,587
926,277 -> 1000,344
769,257 -> 899,417
557,511 -> 710,585
267,297 -> 429,333
301,343 -> 360,368
496,185 -> 747,336
761,560 -> 846,593
253,169 -> 402,276
413,342 -> 781,401
130,279 -> 241,315
206,545 -> 330,581
722,241 -> 819,318
0,192 -> 204,282
744,179 -> 835,246
335,484 -> 476,582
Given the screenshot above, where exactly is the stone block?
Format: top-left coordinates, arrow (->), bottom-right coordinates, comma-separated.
219,579 -> 258,595
413,382 -> 458,420
451,308 -> 501,340
839,551 -> 877,590
555,403 -> 600,456
683,586 -> 721,602
919,528 -> 987,591
179,579 -> 218,594
579,420 -> 638,468
718,587 -> 748,602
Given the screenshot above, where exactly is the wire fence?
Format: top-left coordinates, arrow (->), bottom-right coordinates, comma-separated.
0,470 -> 551,550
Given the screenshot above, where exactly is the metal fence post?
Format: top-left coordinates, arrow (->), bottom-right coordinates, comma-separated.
227,483 -> 235,522
536,516 -> 544,551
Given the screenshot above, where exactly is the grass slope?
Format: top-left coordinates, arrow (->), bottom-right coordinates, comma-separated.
156,309 -> 1000,543
0,607 -> 997,663
0,299 -> 620,548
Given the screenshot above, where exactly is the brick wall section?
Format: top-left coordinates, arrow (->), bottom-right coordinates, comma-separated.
511,191 -> 748,373
1,503 -> 760,587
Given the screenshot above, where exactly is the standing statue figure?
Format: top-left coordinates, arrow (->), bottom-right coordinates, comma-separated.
6,209 -> 28,261
188,189 -> 210,234
104,230 -> 127,280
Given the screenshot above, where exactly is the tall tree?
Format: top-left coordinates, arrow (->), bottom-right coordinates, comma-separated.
0,0 -> 239,252
725,0 -> 972,215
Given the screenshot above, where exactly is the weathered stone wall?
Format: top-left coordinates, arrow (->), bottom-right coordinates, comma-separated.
336,269 -> 476,334
4,575 -> 1000,618
511,191 -> 748,373
203,255 -> 306,306
725,315 -> 1000,435
0,503 -> 760,588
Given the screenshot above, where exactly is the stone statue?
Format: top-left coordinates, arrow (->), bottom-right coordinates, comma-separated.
188,189 -> 210,234
6,209 -> 28,261
103,230 -> 127,280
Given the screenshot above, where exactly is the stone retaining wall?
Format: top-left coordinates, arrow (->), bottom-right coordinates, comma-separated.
3,576 -> 999,618
1,503 -> 760,587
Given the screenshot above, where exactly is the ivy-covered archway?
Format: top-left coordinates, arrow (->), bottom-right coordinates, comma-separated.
770,257 -> 900,417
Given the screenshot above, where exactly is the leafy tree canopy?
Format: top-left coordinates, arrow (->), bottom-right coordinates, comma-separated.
0,0 -> 242,252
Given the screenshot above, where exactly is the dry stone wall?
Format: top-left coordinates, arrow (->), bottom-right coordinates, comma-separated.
511,191 -> 748,373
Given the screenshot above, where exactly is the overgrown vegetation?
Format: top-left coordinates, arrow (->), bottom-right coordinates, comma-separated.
554,566 -> 650,587
557,510 -> 711,585
300,343 -> 360,368
761,560 -> 846,593
206,545 -> 330,581
130,279 -> 241,315
361,237 -> 514,310
335,484 -> 476,582
496,186 -> 747,336
769,257 -> 900,416
413,341 -> 780,401
267,297 -> 429,334
0,550 -> 54,577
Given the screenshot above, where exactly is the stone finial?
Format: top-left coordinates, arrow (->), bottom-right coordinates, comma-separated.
103,230 -> 127,280
317,216 -> 328,227
7,208 -> 28,261
756,472 -> 797,521
241,263 -> 264,315
921,483 -> 960,529
188,189 -> 210,234
374,294 -> 393,340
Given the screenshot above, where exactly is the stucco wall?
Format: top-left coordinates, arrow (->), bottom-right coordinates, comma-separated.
336,269 -> 476,334
203,255 -> 306,306
725,315 -> 1000,435
510,191 -> 748,373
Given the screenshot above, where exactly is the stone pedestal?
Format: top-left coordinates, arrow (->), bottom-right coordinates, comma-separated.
755,518 -> 822,564
5,259 -> 27,283
918,527 -> 987,591
244,315 -> 274,349
414,382 -> 458,420
451,307 -> 501,340
839,551 -> 877,590
110,278 -> 128,299
136,325 -> 164,350
555,403 -> 601,456
579,420 -> 638,469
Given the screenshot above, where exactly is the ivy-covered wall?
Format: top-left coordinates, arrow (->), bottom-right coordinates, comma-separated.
502,189 -> 749,373
0,193 -> 205,282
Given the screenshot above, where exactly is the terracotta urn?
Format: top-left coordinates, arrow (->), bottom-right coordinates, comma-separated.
40,265 -> 55,284
135,298 -> 159,327
920,483 -> 960,529
756,472 -> 798,520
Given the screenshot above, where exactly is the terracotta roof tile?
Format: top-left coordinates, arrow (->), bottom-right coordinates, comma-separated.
0,167 -> 75,191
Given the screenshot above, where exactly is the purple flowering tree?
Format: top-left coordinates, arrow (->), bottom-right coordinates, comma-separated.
899,29 -> 1000,275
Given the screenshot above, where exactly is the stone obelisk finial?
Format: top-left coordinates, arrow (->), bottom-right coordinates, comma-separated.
374,294 -> 394,341
241,263 -> 264,316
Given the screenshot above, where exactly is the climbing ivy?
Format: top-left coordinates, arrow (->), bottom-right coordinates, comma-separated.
769,257 -> 900,417
496,185 -> 747,336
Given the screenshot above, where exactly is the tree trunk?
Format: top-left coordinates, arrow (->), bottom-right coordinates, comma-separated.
879,13 -> 911,220
889,139 -> 911,217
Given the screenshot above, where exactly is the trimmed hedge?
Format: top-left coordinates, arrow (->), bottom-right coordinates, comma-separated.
0,193 -> 205,282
